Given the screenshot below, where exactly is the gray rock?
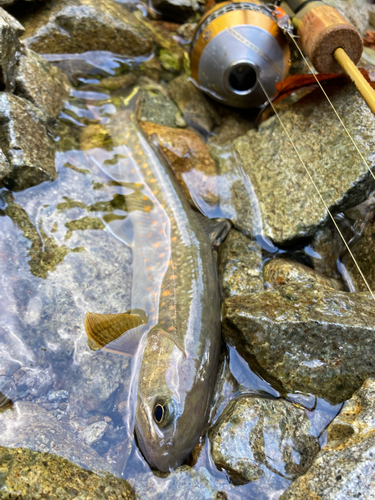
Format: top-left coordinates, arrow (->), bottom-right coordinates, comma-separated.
15,46 -> 70,119
209,396 -> 319,489
0,375 -> 17,401
21,0 -> 154,57
47,389 -> 69,402
325,0 -> 369,34
0,402 -> 113,473
0,7 -> 24,92
0,445 -> 135,499
136,85 -> 185,128
215,85 -> 375,245
0,93 -> 56,191
0,147 -> 11,179
16,363 -> 54,398
222,284 -> 375,404
168,75 -> 220,135
281,378 -> 375,499
128,465 -> 231,499
80,421 -> 108,446
263,258 -> 344,291
151,0 -> 202,23
219,229 -> 263,299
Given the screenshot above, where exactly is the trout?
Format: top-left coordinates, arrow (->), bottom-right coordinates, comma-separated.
84,109 -> 229,471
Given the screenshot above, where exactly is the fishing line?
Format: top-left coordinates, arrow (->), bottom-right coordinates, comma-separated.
289,33 -> 375,184
257,77 -> 375,300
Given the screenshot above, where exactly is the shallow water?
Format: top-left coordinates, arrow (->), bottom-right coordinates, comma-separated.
0,52 -> 349,499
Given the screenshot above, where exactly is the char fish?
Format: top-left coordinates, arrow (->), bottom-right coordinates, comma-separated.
84,109 -> 229,471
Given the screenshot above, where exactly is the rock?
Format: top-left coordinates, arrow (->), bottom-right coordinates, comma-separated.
263,258 -> 344,291
21,0 -> 153,57
176,22 -> 197,43
0,445 -> 135,499
215,85 -> 375,245
281,378 -> 375,499
136,85 -> 185,128
222,284 -> 375,404
16,363 -> 54,398
0,147 -> 11,179
209,396 -> 319,489
208,114 -> 252,147
0,402 -> 113,472
15,46 -> 70,119
168,75 -> 220,135
150,0 -> 202,23
99,72 -> 137,92
0,93 -> 56,191
140,121 -> 219,210
219,229 -> 263,299
325,0 -> 369,34
128,465 -> 231,499
80,421 -> 108,446
309,224 -> 344,281
0,7 -> 24,92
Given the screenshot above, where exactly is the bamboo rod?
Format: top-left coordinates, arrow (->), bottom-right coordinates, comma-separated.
334,48 -> 375,115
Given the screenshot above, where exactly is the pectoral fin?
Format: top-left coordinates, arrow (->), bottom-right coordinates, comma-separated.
84,311 -> 147,352
194,212 -> 231,247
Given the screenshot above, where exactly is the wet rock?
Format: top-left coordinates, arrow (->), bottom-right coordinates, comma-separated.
209,396 -> 319,488
136,85 -> 185,128
208,114 -> 252,147
0,7 -> 24,92
222,284 -> 375,404
140,121 -> 218,209
263,258 -> 344,291
128,465 -> 231,499
15,46 -> 70,119
0,93 -> 56,191
325,0 -> 369,34
47,389 -> 69,403
176,22 -> 197,43
309,224 -> 344,281
0,402 -> 113,472
99,72 -> 137,92
150,0 -> 202,23
168,75 -> 220,135
219,229 -> 263,299
21,0 -> 154,57
80,420 -> 108,446
16,363 -> 54,398
0,376 -> 17,401
217,85 -> 375,245
0,147 -> 11,179
0,445 -> 135,499
281,378 -> 375,499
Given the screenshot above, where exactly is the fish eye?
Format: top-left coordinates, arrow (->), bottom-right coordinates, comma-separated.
153,398 -> 176,428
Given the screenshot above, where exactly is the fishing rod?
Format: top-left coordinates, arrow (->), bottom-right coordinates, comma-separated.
190,0 -> 375,113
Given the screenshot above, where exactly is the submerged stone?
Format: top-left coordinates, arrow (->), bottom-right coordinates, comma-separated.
0,445 -> 135,499
281,378 -> 375,499
21,0 -> 153,57
0,402 -> 114,473
0,7 -> 24,92
15,46 -> 70,119
217,85 -> 375,245
0,93 -> 56,191
140,121 -> 218,209
128,465 -> 231,499
263,258 -> 344,291
168,75 -> 220,135
136,85 -> 185,128
219,229 -> 263,299
222,284 -> 375,404
209,396 -> 319,488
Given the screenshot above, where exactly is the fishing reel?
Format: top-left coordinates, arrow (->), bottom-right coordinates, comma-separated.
190,0 -> 365,109
190,0 -> 291,108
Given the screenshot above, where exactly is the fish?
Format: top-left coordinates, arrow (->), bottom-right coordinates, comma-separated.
84,108 -> 230,472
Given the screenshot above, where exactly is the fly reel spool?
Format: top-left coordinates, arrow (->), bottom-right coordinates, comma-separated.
190,0 -> 291,108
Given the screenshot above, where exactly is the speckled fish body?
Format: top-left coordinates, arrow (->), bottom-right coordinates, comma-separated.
92,111 -> 225,472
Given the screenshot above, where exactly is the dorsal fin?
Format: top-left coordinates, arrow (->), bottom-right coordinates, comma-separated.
84,312 -> 147,350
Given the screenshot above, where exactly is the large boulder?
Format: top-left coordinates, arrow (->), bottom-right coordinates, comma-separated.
0,7 -> 24,92
211,85 -> 375,245
21,0 -> 154,57
222,284 -> 375,404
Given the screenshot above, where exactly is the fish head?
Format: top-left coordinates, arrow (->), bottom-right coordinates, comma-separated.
135,333 -> 210,472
